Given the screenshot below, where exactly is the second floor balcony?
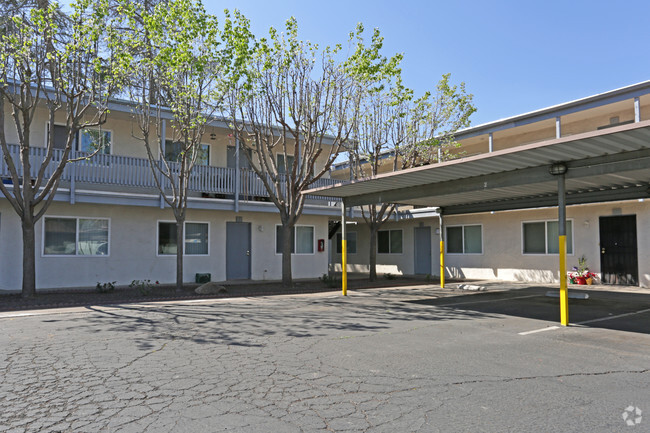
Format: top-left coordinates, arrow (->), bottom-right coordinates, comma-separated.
0,145 -> 343,211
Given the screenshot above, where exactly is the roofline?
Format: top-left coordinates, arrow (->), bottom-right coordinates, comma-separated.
455,80 -> 650,140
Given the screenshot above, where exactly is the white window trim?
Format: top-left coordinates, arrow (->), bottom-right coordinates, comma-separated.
274,224 -> 316,255
521,219 -> 574,256
78,127 -> 113,155
445,224 -> 484,255
41,216 -> 111,257
335,231 -> 357,255
156,220 -> 210,257
377,228 -> 404,255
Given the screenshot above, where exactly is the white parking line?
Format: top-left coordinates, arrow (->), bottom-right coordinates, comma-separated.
518,326 -> 560,335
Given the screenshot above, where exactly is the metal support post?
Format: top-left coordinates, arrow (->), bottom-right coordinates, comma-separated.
235,136 -> 240,213
341,201 -> 347,296
438,210 -> 445,289
558,172 -> 569,326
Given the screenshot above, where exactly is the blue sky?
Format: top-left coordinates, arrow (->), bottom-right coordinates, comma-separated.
62,0 -> 650,126
211,0 -> 650,126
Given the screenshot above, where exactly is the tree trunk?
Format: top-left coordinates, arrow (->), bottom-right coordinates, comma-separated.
281,222 -> 293,287
369,225 -> 378,282
21,219 -> 36,298
176,220 -> 184,293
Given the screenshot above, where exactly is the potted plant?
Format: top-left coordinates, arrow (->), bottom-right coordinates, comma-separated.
569,255 -> 597,285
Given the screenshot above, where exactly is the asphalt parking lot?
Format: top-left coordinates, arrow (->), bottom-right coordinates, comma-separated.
1,282 -> 649,432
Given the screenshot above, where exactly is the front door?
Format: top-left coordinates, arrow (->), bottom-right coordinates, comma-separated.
599,215 -> 638,285
226,222 -> 251,280
414,226 -> 432,275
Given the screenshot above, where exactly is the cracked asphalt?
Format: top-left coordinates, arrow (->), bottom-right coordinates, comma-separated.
1,284 -> 649,432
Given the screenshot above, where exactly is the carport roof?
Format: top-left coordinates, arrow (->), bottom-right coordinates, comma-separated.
305,120 -> 650,215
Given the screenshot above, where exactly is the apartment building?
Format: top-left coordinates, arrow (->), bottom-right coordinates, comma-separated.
327,81 -> 650,287
0,100 -> 340,290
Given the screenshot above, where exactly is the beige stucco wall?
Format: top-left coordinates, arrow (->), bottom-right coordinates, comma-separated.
0,200 -> 329,291
331,200 -> 650,288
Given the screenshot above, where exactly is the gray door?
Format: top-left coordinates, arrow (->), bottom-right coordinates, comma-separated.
226,222 -> 251,279
414,226 -> 432,275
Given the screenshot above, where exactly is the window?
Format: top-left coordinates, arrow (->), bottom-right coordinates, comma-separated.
523,220 -> 573,254
378,229 -> 402,254
79,129 -> 111,154
165,140 -> 210,166
446,225 -> 482,254
336,231 -> 357,254
275,225 -> 314,254
277,154 -> 295,174
44,217 -> 109,256
158,221 -> 209,255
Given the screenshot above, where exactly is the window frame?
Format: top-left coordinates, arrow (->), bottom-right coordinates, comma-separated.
41,216 -> 111,257
521,219 -> 574,255
275,224 -> 316,255
445,224 -> 483,255
335,231 -> 357,255
78,127 -> 113,155
377,229 -> 403,255
156,220 -> 210,257
276,153 -> 295,175
164,140 -> 210,166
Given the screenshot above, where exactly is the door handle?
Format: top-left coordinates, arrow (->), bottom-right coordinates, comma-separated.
246,250 -> 250,256
601,248 -> 605,254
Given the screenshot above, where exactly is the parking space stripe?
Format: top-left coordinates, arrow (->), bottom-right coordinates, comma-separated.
518,326 -> 560,335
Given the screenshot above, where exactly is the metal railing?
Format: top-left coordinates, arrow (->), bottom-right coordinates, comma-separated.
1,145 -> 341,201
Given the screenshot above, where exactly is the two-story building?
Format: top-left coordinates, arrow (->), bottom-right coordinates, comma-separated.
0,99 -> 341,291
327,81 -> 650,288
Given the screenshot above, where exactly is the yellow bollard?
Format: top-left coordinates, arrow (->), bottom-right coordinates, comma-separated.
559,235 -> 569,325
342,239 -> 347,296
440,240 -> 445,289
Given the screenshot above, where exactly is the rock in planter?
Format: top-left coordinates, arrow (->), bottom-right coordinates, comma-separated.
195,283 -> 227,295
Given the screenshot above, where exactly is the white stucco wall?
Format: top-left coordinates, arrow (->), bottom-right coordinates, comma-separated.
331,200 -> 650,288
0,201 -> 330,291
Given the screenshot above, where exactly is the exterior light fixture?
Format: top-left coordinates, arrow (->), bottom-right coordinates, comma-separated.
548,162 -> 568,176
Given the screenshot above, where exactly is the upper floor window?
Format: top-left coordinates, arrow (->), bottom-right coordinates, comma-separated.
79,129 -> 111,154
522,220 -> 573,254
277,154 -> 295,175
165,140 -> 210,166
378,229 -> 402,254
43,217 -> 109,256
446,225 -> 482,254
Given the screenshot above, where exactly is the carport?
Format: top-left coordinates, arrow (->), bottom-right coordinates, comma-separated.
305,120 -> 650,326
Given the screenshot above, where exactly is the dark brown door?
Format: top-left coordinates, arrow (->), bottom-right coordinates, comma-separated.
599,215 -> 638,285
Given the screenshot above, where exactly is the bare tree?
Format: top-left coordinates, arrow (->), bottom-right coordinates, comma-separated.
117,0 -> 252,291
0,0 -> 123,297
228,17 -> 363,287
349,57 -> 476,280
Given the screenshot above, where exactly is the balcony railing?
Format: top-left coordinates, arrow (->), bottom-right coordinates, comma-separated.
0,145 -> 341,202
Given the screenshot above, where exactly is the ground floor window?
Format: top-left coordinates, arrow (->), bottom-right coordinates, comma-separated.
44,217 -> 109,256
336,231 -> 357,254
446,224 -> 482,254
522,220 -> 573,254
378,229 -> 402,254
275,225 -> 315,254
158,221 -> 209,255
